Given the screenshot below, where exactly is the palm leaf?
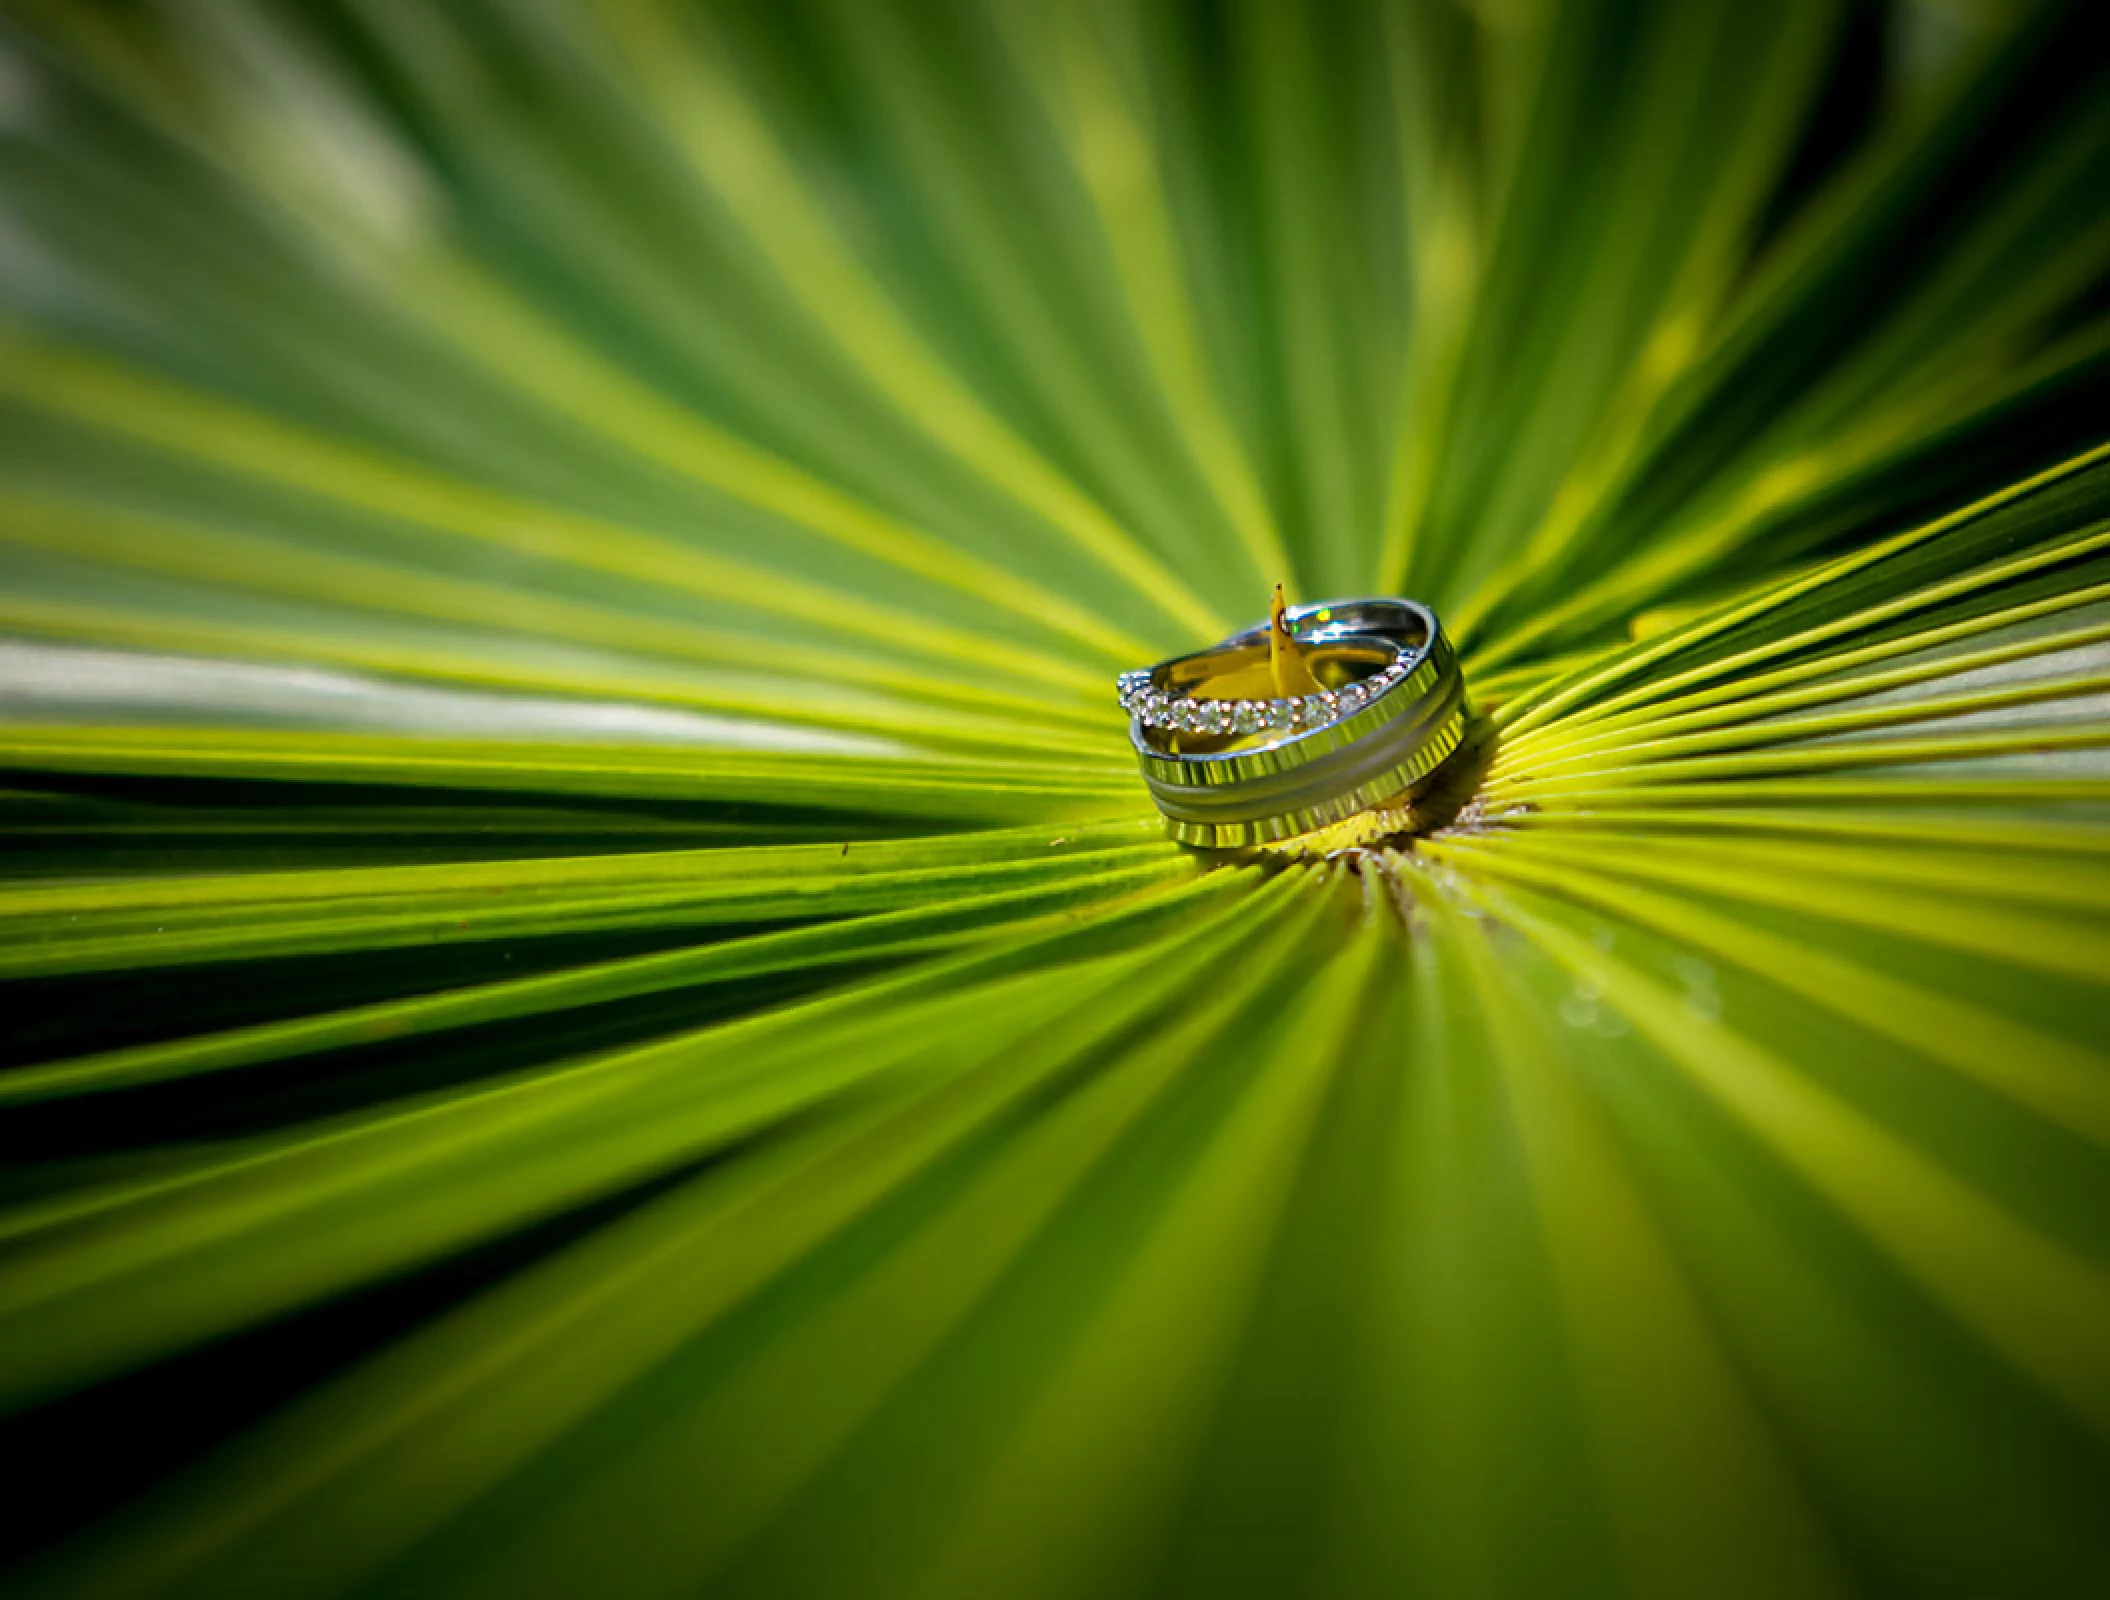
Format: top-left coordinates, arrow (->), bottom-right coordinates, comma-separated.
1,0 -> 2106,1595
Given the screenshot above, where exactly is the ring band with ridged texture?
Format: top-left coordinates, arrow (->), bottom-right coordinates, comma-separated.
1119,598 -> 1467,846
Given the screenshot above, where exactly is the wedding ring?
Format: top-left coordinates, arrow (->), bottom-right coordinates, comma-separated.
1117,598 -> 1467,846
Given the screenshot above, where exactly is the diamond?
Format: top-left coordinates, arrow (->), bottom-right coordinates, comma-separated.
1232,701 -> 1264,734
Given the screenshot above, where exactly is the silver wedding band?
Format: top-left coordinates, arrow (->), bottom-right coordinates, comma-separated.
1117,598 -> 1467,846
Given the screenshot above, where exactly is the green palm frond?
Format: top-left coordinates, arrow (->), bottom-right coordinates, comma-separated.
1,0 -> 2106,1595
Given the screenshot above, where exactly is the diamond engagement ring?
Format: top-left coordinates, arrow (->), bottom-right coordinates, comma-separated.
1118,598 -> 1468,847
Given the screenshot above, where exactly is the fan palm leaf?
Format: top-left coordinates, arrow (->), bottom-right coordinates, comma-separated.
1,0 -> 2106,1595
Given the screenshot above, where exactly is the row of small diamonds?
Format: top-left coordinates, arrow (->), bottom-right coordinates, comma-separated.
1116,658 -> 1413,735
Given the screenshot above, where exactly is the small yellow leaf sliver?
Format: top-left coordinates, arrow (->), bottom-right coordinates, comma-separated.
1269,583 -> 1326,698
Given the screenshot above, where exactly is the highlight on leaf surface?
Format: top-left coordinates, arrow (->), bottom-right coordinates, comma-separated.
0,1 -> 2107,1597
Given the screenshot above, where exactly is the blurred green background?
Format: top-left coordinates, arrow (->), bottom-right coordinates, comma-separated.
0,1 -> 2107,1595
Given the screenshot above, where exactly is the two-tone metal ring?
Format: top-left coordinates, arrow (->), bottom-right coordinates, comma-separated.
1118,598 -> 1468,847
